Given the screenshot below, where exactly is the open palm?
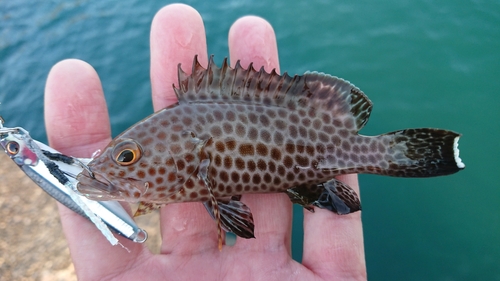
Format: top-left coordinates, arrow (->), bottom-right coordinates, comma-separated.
44,4 -> 366,281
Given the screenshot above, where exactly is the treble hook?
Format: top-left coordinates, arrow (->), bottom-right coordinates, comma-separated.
74,158 -> 96,179
41,150 -> 96,179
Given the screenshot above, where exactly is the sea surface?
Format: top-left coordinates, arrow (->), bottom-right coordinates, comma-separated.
1,0 -> 499,280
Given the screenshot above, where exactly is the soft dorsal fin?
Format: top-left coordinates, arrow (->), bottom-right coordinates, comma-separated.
174,55 -> 373,132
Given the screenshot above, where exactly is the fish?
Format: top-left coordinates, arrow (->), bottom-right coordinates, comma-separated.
76,56 -> 465,248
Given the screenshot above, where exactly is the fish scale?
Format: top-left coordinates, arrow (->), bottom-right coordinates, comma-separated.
76,56 -> 464,244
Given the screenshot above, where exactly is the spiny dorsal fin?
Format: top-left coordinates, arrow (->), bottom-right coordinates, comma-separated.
175,55 -> 373,132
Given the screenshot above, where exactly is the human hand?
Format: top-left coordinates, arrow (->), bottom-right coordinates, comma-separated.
44,4 -> 366,280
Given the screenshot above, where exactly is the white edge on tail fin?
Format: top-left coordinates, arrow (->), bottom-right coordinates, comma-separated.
453,136 -> 465,169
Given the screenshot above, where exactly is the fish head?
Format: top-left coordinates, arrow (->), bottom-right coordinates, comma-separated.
76,137 -> 180,202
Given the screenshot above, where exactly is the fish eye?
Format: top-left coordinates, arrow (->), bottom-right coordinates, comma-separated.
6,141 -> 20,155
117,149 -> 135,163
111,139 -> 142,166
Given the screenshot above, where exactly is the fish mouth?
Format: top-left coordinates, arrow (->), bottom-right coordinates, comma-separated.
76,171 -> 148,202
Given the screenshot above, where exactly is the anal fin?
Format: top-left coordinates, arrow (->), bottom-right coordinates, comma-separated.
287,178 -> 361,215
286,184 -> 324,212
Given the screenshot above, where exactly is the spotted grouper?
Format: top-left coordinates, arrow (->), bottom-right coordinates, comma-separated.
76,56 -> 465,247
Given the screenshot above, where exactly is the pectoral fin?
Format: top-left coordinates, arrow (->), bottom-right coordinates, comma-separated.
287,178 -> 361,215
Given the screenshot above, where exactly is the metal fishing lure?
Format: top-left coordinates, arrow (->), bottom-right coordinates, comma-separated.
0,117 -> 147,245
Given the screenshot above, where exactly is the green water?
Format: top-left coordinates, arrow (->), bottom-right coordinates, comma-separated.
1,0 -> 499,280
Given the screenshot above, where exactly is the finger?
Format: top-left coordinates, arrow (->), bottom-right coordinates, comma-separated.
228,17 -> 280,74
45,59 -> 147,279
150,4 -> 219,254
45,60 -> 111,158
228,16 -> 293,253
151,4 -> 208,109
302,174 -> 367,279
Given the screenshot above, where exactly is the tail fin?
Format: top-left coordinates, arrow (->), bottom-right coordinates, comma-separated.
378,128 -> 465,177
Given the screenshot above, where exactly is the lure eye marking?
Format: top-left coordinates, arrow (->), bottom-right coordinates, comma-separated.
6,141 -> 20,155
